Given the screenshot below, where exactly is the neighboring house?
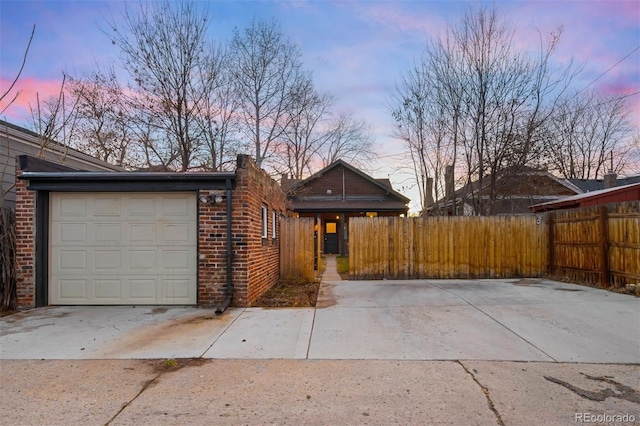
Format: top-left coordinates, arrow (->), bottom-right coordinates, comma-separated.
14,154 -> 286,310
284,160 -> 410,256
424,166 -> 582,216
568,175 -> 640,193
1,120 -> 122,209
530,182 -> 640,212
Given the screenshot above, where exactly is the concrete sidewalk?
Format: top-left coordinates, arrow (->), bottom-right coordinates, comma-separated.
1,359 -> 638,425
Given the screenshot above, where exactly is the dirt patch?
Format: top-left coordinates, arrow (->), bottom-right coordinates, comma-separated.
150,357 -> 211,374
315,283 -> 337,309
0,309 -> 18,318
253,277 -> 320,308
149,307 -> 169,314
98,312 -> 228,357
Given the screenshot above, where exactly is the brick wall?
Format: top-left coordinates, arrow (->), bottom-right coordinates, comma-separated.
15,154 -> 286,309
14,167 -> 35,308
233,155 -> 286,305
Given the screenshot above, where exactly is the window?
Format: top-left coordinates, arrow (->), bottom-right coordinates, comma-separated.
272,210 -> 277,239
261,205 -> 268,238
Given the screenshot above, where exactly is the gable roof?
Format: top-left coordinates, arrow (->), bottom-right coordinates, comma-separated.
569,175 -> 640,193
288,159 -> 410,204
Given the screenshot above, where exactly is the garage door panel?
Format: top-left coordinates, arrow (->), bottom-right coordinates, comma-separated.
161,279 -> 192,303
130,223 -> 156,243
129,250 -> 157,269
128,279 -> 158,301
162,250 -> 191,270
58,279 -> 88,300
94,250 -> 121,270
58,197 -> 87,216
94,197 -> 121,216
163,223 -> 192,243
129,197 -> 156,216
95,223 -> 121,242
56,223 -> 87,243
50,192 -> 197,305
57,250 -> 87,271
94,279 -> 122,300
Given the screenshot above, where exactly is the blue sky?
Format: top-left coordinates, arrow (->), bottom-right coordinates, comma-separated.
1,0 -> 639,211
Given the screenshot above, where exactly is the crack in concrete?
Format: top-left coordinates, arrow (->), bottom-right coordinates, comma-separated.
544,373 -> 640,403
428,281 -> 557,362
458,361 -> 505,426
104,359 -> 210,425
104,371 -> 162,425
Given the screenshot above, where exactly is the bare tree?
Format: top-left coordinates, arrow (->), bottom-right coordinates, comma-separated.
274,77 -> 333,179
392,5 -> 577,215
320,111 -> 375,169
0,25 -> 35,115
106,0 -> 219,171
194,46 -> 241,171
229,18 -> 306,168
29,73 -> 79,164
67,67 -> 141,168
546,90 -> 632,179
391,58 -> 456,213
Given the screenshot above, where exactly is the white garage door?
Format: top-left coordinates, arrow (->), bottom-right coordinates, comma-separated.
50,192 -> 197,305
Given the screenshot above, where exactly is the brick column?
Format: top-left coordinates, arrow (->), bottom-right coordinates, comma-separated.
14,166 -> 36,309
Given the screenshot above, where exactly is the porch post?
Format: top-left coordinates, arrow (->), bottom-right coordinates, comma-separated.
340,212 -> 346,256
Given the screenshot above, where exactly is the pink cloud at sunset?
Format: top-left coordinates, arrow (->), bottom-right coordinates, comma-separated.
0,77 -> 66,122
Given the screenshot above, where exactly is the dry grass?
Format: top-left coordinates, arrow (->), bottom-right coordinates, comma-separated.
337,256 -> 349,280
253,276 -> 320,307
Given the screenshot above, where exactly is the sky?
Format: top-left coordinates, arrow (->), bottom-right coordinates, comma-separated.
1,0 -> 639,212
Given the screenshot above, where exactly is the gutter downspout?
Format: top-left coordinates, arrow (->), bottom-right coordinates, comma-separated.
216,178 -> 234,315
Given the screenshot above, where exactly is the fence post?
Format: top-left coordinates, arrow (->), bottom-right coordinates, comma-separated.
599,205 -> 610,288
547,212 -> 555,277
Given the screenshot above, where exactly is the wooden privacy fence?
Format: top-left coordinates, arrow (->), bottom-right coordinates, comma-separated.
349,216 -> 547,279
549,201 -> 640,288
279,217 -> 315,282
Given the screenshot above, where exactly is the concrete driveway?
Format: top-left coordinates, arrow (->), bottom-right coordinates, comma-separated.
1,278 -> 638,363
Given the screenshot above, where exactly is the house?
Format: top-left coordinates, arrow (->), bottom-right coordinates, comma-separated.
14,154 -> 286,311
425,166 -> 581,216
284,160 -> 410,256
1,120 -> 122,209
530,182 -> 640,212
567,175 -> 640,193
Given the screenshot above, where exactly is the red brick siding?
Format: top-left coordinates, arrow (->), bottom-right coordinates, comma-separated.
234,156 -> 286,305
197,191 -> 231,307
14,170 -> 35,308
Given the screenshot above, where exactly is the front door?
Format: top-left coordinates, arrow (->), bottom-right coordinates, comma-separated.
324,221 -> 339,254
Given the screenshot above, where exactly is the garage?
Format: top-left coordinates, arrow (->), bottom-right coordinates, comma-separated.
15,154 -> 288,310
50,192 -> 197,305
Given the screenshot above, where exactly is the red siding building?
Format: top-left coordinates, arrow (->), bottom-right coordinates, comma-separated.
530,183 -> 640,212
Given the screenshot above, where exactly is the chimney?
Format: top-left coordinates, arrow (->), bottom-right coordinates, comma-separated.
445,165 -> 454,197
603,170 -> 617,189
